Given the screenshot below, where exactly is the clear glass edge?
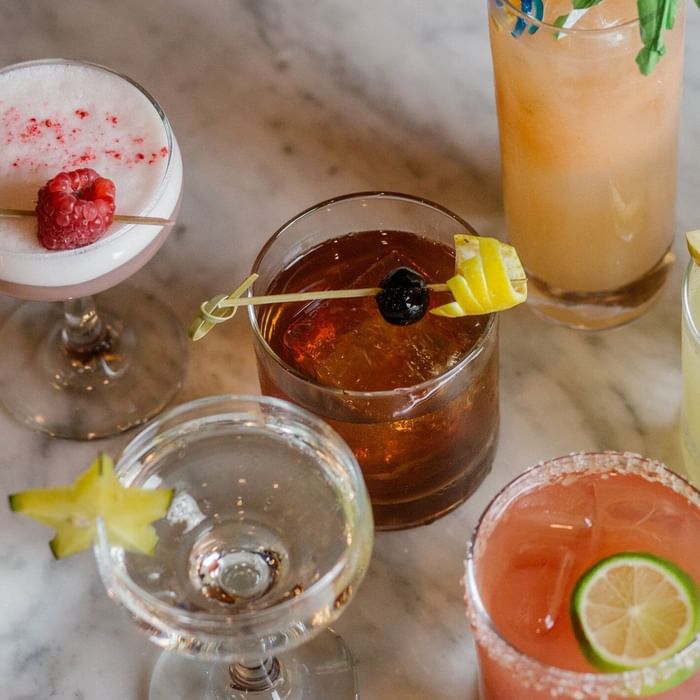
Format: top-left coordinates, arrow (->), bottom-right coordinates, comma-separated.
682,261 -> 700,346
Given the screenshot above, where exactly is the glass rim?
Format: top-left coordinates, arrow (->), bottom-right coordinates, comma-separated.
464,451 -> 700,696
247,190 -> 497,401
93,393 -> 373,630
497,0 -> 640,36
0,57 -> 176,260
682,261 -> 700,345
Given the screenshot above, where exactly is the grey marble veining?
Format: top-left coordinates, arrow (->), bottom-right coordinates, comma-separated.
1,1 -> 699,698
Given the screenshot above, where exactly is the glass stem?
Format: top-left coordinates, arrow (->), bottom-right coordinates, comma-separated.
61,296 -> 110,357
228,658 -> 281,692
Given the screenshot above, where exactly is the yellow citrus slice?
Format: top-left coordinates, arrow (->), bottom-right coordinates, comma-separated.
8,453 -> 173,559
431,235 -> 527,318
686,230 -> 700,266
571,553 -> 700,674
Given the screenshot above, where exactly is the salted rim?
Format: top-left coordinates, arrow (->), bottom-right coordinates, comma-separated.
464,451 -> 700,697
247,190 -> 497,402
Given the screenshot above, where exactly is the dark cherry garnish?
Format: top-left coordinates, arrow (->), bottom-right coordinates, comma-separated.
375,267 -> 430,326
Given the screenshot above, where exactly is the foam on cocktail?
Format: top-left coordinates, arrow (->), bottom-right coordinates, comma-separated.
0,60 -> 182,297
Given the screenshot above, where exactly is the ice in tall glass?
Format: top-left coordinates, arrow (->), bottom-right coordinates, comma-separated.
488,0 -> 684,329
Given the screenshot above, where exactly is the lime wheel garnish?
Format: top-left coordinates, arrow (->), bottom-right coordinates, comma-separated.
571,552 -> 700,673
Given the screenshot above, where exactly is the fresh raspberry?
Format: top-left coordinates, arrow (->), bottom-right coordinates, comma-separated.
35,168 -> 116,250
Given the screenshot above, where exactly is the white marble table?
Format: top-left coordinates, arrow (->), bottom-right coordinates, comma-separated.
1,2 -> 699,698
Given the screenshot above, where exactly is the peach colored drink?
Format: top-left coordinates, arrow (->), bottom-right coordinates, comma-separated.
488,0 -> 684,329
466,453 -> 700,699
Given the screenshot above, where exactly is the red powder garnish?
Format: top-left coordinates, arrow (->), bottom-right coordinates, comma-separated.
75,109 -> 89,119
20,119 -> 41,140
136,153 -> 145,160
132,136 -> 144,144
160,146 -> 168,157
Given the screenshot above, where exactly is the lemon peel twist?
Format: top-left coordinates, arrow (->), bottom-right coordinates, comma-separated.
430,235 -> 527,317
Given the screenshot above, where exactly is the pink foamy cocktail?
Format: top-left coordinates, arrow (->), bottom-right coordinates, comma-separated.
0,60 -> 183,301
0,59 -> 186,440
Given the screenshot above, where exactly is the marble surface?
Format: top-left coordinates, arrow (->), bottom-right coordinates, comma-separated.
1,2 -> 699,698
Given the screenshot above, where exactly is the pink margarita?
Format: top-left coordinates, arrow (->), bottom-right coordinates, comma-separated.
466,452 -> 700,699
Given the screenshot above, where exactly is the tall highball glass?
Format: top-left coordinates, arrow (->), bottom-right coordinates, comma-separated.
488,1 -> 685,329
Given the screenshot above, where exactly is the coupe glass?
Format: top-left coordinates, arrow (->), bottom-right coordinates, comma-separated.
0,59 -> 185,439
94,394 -> 374,700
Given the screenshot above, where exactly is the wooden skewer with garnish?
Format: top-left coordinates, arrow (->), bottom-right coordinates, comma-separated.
0,207 -> 174,227
189,235 -> 528,341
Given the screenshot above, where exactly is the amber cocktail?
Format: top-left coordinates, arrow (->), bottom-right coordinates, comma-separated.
248,192 -> 499,530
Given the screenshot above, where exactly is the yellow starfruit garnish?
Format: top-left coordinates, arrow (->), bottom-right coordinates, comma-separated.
8,453 -> 173,559
431,235 -> 527,317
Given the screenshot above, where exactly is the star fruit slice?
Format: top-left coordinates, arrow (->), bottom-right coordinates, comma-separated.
431,235 -> 527,317
8,453 -> 173,559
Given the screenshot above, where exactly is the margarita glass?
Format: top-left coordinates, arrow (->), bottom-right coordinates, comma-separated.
0,59 -> 185,439
465,452 -> 700,699
488,0 -> 685,329
248,192 -> 499,530
94,394 -> 373,700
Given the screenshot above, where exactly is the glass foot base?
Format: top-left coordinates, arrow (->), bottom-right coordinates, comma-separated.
0,285 -> 187,439
525,248 -> 674,330
149,630 -> 359,700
